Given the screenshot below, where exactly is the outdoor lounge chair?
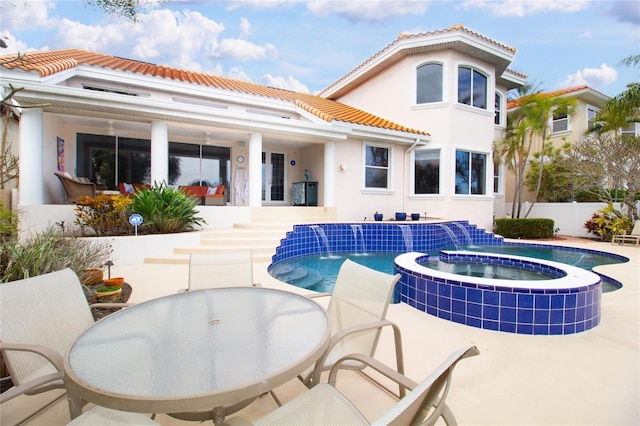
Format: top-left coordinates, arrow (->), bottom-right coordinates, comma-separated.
181,250 -> 260,292
223,345 -> 480,426
0,268 -> 135,422
611,220 -> 640,246
300,259 -> 405,396
54,172 -> 96,203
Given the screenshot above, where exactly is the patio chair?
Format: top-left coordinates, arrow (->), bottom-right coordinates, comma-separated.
66,406 -> 159,425
612,220 -> 640,246
300,259 -> 405,396
54,172 -> 96,203
224,345 -> 480,426
181,250 -> 260,292
0,268 -> 133,421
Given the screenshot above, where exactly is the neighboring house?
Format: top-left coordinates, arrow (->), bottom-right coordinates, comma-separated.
504,85 -> 610,208
0,24 -> 524,231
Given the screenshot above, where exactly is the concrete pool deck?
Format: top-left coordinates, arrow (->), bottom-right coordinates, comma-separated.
2,238 -> 638,425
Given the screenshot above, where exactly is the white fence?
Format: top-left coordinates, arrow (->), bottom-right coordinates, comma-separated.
503,202 -> 609,238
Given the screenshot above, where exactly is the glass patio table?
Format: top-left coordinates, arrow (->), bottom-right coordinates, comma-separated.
63,287 -> 329,424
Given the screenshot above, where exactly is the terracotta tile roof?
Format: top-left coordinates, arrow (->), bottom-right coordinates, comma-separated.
0,48 -> 428,136
506,85 -> 609,109
321,24 -> 517,97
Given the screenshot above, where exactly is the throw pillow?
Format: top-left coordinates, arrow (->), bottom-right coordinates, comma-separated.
123,183 -> 134,193
206,186 -> 218,195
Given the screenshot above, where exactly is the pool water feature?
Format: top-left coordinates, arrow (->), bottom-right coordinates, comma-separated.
421,256 -> 564,281
269,222 -> 628,334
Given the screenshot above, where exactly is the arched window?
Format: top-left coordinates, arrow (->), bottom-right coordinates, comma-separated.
416,63 -> 443,104
458,66 -> 487,109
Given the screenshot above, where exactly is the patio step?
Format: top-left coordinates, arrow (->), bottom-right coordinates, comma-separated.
143,207 -> 338,264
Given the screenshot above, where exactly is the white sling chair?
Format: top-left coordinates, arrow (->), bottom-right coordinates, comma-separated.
224,345 -> 480,426
182,250 -> 259,292
0,268 -> 148,424
301,259 -> 405,396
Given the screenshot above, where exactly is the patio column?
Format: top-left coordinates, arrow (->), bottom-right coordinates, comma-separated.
19,107 -> 44,205
150,120 -> 169,185
248,133 -> 262,207
324,142 -> 336,207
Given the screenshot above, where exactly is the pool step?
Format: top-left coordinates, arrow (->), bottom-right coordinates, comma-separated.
144,207 -> 338,265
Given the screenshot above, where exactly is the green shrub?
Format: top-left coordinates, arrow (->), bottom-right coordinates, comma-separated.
131,182 -> 206,234
584,204 -> 632,242
75,194 -> 133,236
0,228 -> 113,283
0,204 -> 17,240
494,218 -> 555,239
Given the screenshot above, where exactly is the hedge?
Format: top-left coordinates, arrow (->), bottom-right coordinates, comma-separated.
495,218 -> 555,239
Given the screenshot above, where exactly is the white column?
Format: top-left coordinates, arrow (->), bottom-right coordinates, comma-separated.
323,142 -> 336,207
248,133 -> 262,207
18,108 -> 44,205
150,121 -> 169,185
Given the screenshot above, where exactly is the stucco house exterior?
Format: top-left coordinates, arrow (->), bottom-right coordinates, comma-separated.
504,85 -> 611,206
1,24 -> 525,231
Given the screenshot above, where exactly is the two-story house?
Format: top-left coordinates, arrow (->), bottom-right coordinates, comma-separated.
1,24 -> 524,231
504,85 -> 610,207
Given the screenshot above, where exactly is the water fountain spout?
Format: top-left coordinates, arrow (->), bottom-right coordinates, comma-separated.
310,225 -> 333,257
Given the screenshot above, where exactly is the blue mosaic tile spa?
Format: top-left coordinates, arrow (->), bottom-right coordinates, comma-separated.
270,221 -> 606,335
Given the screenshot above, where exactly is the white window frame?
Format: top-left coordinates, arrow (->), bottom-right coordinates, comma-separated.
457,65 -> 488,110
620,122 -> 638,137
362,141 -> 393,192
411,147 -> 442,196
494,92 -> 504,126
454,148 -> 490,196
550,107 -> 571,134
586,105 -> 599,132
416,62 -> 444,105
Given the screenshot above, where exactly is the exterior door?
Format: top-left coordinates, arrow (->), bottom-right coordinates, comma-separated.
262,151 -> 286,203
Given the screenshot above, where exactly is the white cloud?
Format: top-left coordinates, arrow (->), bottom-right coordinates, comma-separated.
307,0 -> 427,22
1,0 -> 56,30
262,73 -> 310,93
0,31 -> 31,54
559,64 -> 618,88
239,17 -> 252,37
227,67 -> 253,81
461,0 -> 590,17
209,38 -> 277,61
579,30 -> 591,39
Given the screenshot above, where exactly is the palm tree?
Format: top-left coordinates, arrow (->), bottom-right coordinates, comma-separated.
593,54 -> 640,133
518,93 -> 577,217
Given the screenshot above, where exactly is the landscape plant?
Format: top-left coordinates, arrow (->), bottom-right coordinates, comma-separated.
583,204 -> 632,242
75,193 -> 133,236
131,182 -> 206,234
0,228 -> 113,283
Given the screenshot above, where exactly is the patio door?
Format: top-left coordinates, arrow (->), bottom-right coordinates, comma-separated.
262,151 -> 286,203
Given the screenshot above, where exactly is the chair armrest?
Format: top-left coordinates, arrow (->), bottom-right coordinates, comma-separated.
308,319 -> 405,395
0,342 -> 64,372
328,353 -> 417,393
0,372 -> 64,403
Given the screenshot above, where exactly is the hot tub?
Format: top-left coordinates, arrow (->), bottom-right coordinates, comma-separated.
394,251 -> 602,335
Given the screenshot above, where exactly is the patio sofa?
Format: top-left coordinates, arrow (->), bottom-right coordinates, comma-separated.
118,183 -> 226,205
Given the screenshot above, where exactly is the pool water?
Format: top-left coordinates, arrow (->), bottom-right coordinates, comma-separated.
269,245 -> 624,293
420,258 -> 561,280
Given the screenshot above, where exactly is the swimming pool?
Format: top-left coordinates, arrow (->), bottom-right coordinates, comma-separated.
269,248 -> 625,293
269,222 -> 629,335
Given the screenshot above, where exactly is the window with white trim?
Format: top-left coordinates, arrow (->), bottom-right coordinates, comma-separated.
552,110 -> 570,133
587,106 -> 599,131
493,163 -> 501,194
413,149 -> 440,194
455,150 -> 487,195
416,63 -> 443,104
494,92 -> 503,125
364,143 -> 391,189
621,123 -> 638,137
458,66 -> 487,109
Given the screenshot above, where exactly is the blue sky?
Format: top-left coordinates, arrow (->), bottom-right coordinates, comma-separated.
1,0 -> 639,97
